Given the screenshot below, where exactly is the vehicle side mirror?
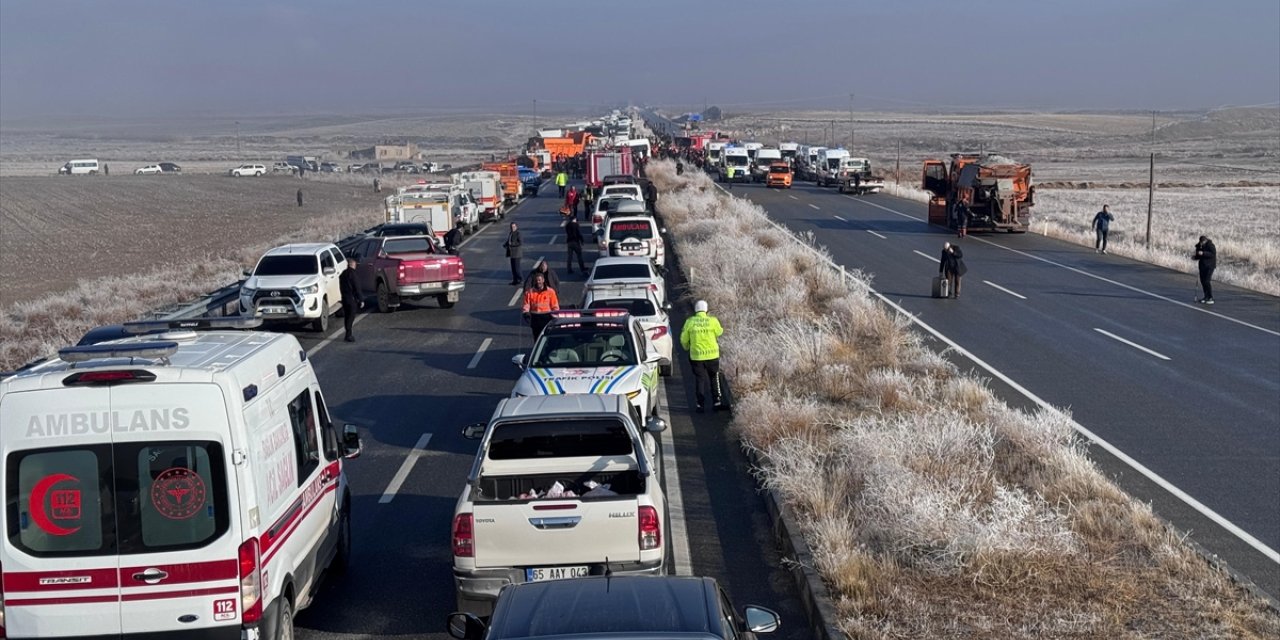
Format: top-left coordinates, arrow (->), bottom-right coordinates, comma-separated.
511,354 -> 527,368
743,606 -> 780,633
663,302 -> 673,311
660,227 -> 668,234
341,424 -> 363,459
446,612 -> 486,640
322,267 -> 336,276
242,268 -> 253,277
645,415 -> 667,433
461,423 -> 486,440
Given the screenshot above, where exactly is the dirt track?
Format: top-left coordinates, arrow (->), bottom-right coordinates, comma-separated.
0,174 -> 382,306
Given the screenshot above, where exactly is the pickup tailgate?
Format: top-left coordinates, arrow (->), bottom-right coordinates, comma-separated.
390,252 -> 464,283
472,498 -> 640,567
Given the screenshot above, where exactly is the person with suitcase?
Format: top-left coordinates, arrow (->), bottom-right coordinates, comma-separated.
938,242 -> 967,299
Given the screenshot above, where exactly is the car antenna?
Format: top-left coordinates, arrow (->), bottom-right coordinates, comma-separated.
604,556 -> 613,591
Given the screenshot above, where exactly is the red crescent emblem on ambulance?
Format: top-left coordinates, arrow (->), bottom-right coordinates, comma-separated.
29,473 -> 82,536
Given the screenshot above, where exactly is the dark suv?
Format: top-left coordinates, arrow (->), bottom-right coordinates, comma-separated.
448,576 -> 780,639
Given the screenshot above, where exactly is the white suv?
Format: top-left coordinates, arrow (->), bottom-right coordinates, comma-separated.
240,243 -> 346,331
231,163 -> 267,177
134,164 -> 163,175
599,215 -> 666,267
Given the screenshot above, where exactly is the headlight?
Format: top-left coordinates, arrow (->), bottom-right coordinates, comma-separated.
626,390 -> 643,400
240,287 -> 256,298
298,284 -> 320,295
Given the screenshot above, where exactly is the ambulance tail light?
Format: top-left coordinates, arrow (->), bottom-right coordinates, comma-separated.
452,513 -> 474,557
238,538 -> 263,624
638,506 -> 661,551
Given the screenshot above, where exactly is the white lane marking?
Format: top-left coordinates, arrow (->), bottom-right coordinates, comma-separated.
983,280 -> 1027,300
507,288 -> 523,307
307,312 -> 370,357
656,382 -> 693,576
752,197 -> 1280,564
379,432 -> 433,504
832,214 -> 847,222
1094,328 -> 1172,361
808,203 -> 821,210
914,249 -> 939,263
548,235 -> 558,245
866,230 -> 887,239
788,195 -> 799,200
467,338 -> 493,369
853,197 -> 1279,338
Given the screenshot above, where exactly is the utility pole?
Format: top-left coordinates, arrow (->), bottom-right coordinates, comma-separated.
896,139 -> 901,184
829,120 -> 835,147
235,121 -> 241,156
1146,110 -> 1156,247
533,99 -> 538,133
849,93 -> 855,148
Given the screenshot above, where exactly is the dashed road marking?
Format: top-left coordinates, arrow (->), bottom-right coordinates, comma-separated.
1094,328 -> 1171,361
983,280 -> 1027,300
832,214 -> 847,222
379,433 -> 433,504
914,249 -> 939,263
866,230 -> 887,239
467,338 -> 493,369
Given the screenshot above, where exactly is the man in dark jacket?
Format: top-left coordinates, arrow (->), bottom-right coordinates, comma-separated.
1092,205 -> 1114,253
565,217 -> 587,273
524,259 -> 561,292
504,222 -> 523,285
296,188 -> 304,207
643,180 -> 658,213
1194,235 -> 1217,304
443,224 -> 463,255
940,242 -> 967,299
339,256 -> 364,342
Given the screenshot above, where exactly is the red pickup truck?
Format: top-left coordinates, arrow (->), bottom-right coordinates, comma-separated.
348,235 -> 465,311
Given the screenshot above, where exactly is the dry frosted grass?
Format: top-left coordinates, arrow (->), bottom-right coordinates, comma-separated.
0,206 -> 379,370
651,159 -> 1279,638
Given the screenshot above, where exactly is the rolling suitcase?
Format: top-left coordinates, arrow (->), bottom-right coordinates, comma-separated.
932,276 -> 950,299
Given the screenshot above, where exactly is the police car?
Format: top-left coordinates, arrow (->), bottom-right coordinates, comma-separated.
510,310 -> 669,428
0,318 -> 362,640
581,283 -> 674,377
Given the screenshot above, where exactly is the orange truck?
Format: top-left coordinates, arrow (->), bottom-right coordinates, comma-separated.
481,161 -> 521,204
538,131 -> 595,161
765,162 -> 793,188
922,154 -> 1034,232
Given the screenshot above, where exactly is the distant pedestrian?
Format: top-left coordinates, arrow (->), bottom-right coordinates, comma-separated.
504,222 -> 523,285
298,164 -> 305,179
725,166 -> 734,189
940,242 -> 967,299
444,225 -> 463,255
643,180 -> 657,212
339,256 -> 364,342
565,217 -> 587,273
103,163 -> 109,176
296,188 -> 304,207
680,300 -> 725,413
522,272 -> 560,339
1194,235 -> 1217,304
555,170 -> 568,198
954,200 -> 969,237
524,260 -> 560,292
1092,204 -> 1114,254
566,186 -> 579,217
676,160 -> 684,176
373,177 -> 381,193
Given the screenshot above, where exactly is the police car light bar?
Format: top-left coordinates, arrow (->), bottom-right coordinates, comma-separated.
123,317 -> 263,334
550,308 -> 630,320
58,341 -> 180,363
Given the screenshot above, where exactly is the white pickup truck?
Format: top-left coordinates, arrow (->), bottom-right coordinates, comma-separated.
451,394 -> 667,617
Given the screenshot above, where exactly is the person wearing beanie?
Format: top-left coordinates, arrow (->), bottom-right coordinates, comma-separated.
680,300 -> 725,412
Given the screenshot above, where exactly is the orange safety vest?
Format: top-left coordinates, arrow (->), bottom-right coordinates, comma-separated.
522,287 -> 560,314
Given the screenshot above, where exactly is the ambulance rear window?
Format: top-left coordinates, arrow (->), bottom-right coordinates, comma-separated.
6,447 -> 111,556
121,442 -> 228,551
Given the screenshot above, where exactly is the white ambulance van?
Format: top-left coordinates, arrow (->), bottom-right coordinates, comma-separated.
0,318 -> 362,640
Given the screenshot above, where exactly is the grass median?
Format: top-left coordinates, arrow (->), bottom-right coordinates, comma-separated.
650,159 -> 1278,638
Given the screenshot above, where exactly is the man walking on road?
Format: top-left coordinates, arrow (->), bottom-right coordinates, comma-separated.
565,216 -> 587,273
522,272 -> 560,339
504,222 -> 523,285
556,170 -> 568,198
339,256 -> 364,343
680,300 -> 725,413
1194,235 -> 1217,304
1092,204 -> 1114,254
524,260 -> 560,292
296,188 -> 304,207
940,242 -> 967,299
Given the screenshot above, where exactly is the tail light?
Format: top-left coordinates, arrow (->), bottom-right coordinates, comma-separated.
397,263 -> 407,285
649,326 -> 668,341
638,506 -> 661,550
452,513 -> 474,557
238,538 -> 263,624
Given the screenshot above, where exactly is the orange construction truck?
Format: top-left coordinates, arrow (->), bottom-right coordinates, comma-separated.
481,161 -> 521,204
922,154 -> 1034,233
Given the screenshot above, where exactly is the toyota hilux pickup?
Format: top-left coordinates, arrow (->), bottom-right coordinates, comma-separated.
452,394 -> 667,617
239,243 -> 346,331
347,234 -> 466,311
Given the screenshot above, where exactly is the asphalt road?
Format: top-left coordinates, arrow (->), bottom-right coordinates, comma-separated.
719,176 -> 1280,599
284,182 -> 808,639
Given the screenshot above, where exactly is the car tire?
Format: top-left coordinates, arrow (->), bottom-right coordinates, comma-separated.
275,599 -> 295,640
376,282 -> 394,313
437,294 -> 456,309
312,298 -> 330,332
331,498 -> 352,575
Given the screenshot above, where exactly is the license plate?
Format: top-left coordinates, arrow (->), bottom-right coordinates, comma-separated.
526,566 -> 589,582
259,306 -> 288,315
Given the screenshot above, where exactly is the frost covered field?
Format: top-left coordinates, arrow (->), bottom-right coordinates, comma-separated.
704,106 -> 1280,294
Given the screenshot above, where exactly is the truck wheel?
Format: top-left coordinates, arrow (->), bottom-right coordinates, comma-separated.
275,599 -> 295,640
376,282 -> 393,313
437,294 -> 456,309
311,298 -> 330,332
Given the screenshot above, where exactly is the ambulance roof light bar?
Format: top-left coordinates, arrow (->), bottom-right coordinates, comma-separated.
123,317 -> 263,334
58,341 -> 180,364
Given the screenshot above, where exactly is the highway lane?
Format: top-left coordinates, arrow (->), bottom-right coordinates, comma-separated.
277,185 -> 806,638
722,178 -> 1280,597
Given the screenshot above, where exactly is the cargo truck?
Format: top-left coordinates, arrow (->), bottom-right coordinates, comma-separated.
922,154 -> 1034,233
481,161 -> 521,205
586,151 -> 633,188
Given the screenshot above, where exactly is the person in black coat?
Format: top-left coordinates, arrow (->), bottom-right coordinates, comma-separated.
504,222 -> 523,285
444,225 -> 463,255
565,217 -> 587,273
1194,235 -> 1217,304
940,242 -> 967,299
524,260 -> 561,292
339,256 -> 364,342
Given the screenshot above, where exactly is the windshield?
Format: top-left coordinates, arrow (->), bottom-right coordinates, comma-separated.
591,263 -> 653,280
727,156 -> 749,166
255,255 -> 318,276
609,221 -> 654,240
604,186 -> 641,198
826,159 -> 841,170
383,237 -> 435,254
488,419 -> 633,460
781,150 -> 797,159
588,298 -> 657,317
770,165 -> 791,174
530,326 -> 637,367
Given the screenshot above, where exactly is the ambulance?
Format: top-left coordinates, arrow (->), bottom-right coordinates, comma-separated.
0,318 -> 363,639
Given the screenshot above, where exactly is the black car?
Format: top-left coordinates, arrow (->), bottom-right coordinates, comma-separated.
158,162 -> 182,173
447,576 -> 780,640
368,223 -> 434,238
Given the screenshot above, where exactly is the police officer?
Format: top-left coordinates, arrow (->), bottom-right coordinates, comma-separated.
680,300 -> 725,412
339,256 -> 364,342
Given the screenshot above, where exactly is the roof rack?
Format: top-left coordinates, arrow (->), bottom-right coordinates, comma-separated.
123,317 -> 263,334
59,341 -> 180,364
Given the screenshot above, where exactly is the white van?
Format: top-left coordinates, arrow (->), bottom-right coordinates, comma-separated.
0,319 -> 362,640
58,159 -> 100,175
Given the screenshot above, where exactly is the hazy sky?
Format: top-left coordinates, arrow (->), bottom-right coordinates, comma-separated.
2,0 -> 1277,120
